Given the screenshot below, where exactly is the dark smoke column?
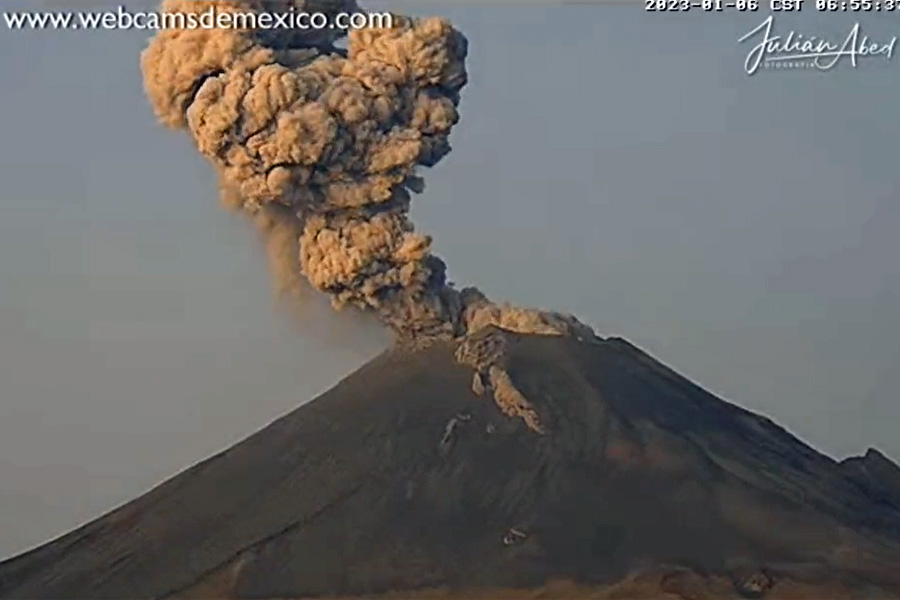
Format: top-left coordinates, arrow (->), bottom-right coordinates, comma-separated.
142,0 -> 471,339
142,0 -> 594,344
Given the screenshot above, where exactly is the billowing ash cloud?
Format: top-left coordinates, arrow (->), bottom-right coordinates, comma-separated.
141,0 -> 594,351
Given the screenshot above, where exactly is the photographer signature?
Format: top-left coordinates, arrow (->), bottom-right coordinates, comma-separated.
739,15 -> 896,75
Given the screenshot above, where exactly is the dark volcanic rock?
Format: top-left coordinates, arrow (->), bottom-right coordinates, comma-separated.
841,448 -> 900,511
1,331 -> 900,599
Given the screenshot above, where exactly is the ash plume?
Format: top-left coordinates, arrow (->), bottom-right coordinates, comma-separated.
141,0 -> 594,426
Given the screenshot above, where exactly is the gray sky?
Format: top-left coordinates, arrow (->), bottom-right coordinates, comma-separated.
1,2 -> 898,560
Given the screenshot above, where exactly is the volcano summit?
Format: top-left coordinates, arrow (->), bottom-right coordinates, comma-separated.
1,330 -> 899,599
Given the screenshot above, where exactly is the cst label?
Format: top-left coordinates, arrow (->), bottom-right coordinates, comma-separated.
770,0 -> 803,9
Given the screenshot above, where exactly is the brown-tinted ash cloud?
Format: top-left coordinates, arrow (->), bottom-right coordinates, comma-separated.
140,0 -> 595,349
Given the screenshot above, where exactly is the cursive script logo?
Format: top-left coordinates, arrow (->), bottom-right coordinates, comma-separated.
739,15 -> 897,75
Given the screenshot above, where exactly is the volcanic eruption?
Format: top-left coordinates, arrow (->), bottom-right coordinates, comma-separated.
1,2 -> 900,599
140,0 -> 592,344
138,0 -> 599,431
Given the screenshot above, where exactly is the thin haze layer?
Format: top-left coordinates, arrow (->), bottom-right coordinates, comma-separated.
141,0 -> 594,346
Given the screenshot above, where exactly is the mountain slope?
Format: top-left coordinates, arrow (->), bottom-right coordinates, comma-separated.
1,331 -> 899,599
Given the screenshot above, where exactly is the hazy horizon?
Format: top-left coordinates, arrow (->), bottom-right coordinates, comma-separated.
2,2 -> 899,559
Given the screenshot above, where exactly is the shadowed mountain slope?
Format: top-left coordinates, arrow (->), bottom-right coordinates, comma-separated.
2,331 -> 899,599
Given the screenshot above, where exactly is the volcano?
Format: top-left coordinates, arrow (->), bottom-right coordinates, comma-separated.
2,330 -> 899,599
